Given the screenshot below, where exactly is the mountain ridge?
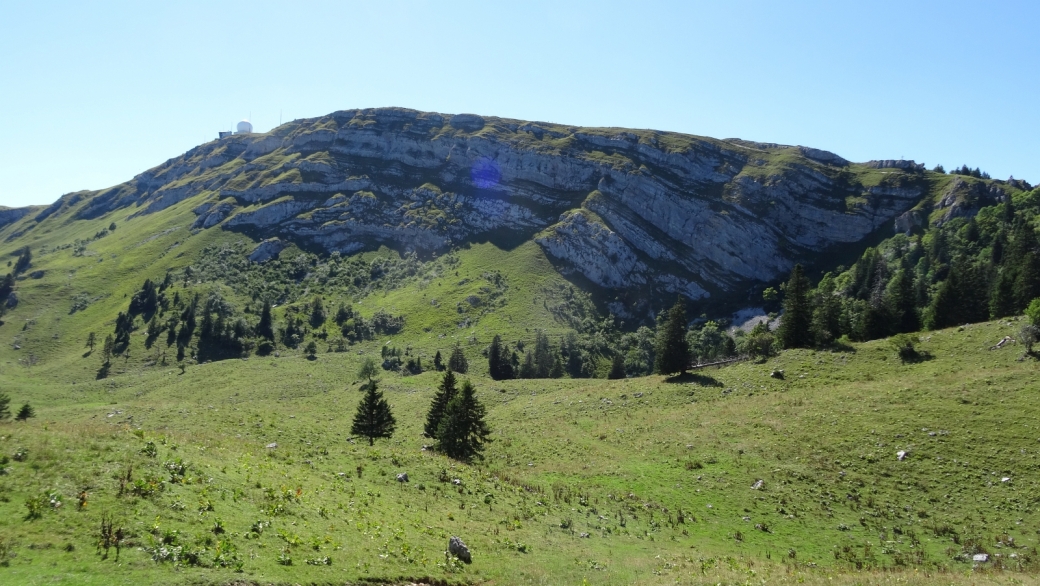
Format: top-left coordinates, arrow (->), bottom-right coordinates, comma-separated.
2,107 -> 1022,317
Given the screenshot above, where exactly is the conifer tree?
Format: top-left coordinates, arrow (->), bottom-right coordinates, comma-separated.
447,344 -> 468,374
886,269 -> 919,334
86,332 -> 97,352
436,380 -> 491,461
433,350 -> 443,371
654,297 -> 690,375
15,403 -> 34,422
102,334 -> 115,365
990,270 -> 1017,319
256,300 -> 275,341
778,264 -> 813,348
350,380 -> 396,446
0,392 -> 10,420
424,370 -> 458,438
488,335 -> 513,380
1014,252 -> 1040,311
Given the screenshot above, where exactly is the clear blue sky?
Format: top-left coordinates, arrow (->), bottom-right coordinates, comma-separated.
2,1 -> 1038,208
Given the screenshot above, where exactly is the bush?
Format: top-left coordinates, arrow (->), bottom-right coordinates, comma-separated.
890,334 -> 919,362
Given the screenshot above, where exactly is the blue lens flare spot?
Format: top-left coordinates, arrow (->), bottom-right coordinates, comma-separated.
471,157 -> 501,190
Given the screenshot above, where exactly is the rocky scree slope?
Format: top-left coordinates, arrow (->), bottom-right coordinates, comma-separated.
15,107 -> 1010,306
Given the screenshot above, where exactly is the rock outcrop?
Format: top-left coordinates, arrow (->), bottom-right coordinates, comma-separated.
24,107 -> 991,300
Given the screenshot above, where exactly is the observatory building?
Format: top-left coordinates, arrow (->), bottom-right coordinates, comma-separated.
218,119 -> 254,139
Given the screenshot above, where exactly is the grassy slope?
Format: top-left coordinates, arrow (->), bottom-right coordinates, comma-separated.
2,308 -> 1040,583
2,171 -> 1040,584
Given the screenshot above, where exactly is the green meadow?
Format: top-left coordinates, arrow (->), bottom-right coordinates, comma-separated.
1,192 -> 1040,585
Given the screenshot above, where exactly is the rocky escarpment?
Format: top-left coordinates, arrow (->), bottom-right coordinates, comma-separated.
24,107 -> 1005,303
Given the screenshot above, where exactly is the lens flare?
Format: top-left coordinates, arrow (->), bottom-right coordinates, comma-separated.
470,157 -> 501,190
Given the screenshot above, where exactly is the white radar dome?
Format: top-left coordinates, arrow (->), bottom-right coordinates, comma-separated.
237,120 -> 253,133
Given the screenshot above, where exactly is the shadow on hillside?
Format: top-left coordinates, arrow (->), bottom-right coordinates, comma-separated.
96,363 -> 110,380
665,372 -> 724,387
82,349 -> 93,358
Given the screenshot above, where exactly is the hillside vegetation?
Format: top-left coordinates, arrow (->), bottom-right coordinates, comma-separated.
1,111 -> 1040,584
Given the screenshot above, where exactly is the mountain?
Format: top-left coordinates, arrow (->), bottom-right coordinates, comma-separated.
11,107 -> 1018,318
2,109 -> 1040,584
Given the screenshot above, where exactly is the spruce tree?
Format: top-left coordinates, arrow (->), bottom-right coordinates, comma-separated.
86,332 -> 97,352
488,335 -> 513,380
654,297 -> 690,375
447,344 -> 468,374
15,403 -> 34,422
424,370 -> 458,438
885,269 -> 919,334
990,270 -> 1017,319
1014,252 -> 1040,311
350,380 -> 396,446
436,380 -> 491,461
256,300 -> 275,341
433,350 -> 443,371
778,264 -> 813,348
0,392 -> 10,420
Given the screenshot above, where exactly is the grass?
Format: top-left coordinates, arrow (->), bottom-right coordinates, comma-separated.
1,132 -> 1039,583
2,299 -> 1040,584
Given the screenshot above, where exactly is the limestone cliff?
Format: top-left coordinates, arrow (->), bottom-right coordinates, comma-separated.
13,107 -> 993,300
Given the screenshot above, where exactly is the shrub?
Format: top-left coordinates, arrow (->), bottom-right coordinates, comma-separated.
890,333 -> 919,362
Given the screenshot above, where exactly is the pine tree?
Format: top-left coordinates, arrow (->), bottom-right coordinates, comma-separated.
990,270 -> 1017,319
0,392 -> 10,420
885,269 -> 919,334
607,353 -> 626,379
15,403 -> 34,422
810,274 -> 841,345
436,380 -> 491,461
86,332 -> 97,352
778,264 -> 813,348
309,296 -> 326,328
424,370 -> 458,438
433,350 -> 443,371
1014,252 -> 1040,312
256,300 -> 275,341
13,246 -> 31,275
447,344 -> 468,374
102,334 -> 115,365
488,335 -> 513,380
518,351 -> 536,379
654,297 -> 690,375
350,380 -> 396,446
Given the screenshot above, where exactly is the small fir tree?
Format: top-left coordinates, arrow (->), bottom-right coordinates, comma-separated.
102,334 -> 115,365
256,300 -> 275,341
778,264 -> 813,348
0,392 -> 10,420
433,350 -> 443,371
654,297 -> 690,375
447,344 -> 468,374
15,403 -> 34,422
86,332 -> 97,352
488,335 -> 513,380
424,370 -> 458,438
436,380 -> 491,461
350,380 -> 396,446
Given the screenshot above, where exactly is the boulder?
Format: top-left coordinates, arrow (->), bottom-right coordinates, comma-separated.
396,473 -> 409,483
248,238 -> 288,264
751,479 -> 764,490
448,536 -> 472,563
